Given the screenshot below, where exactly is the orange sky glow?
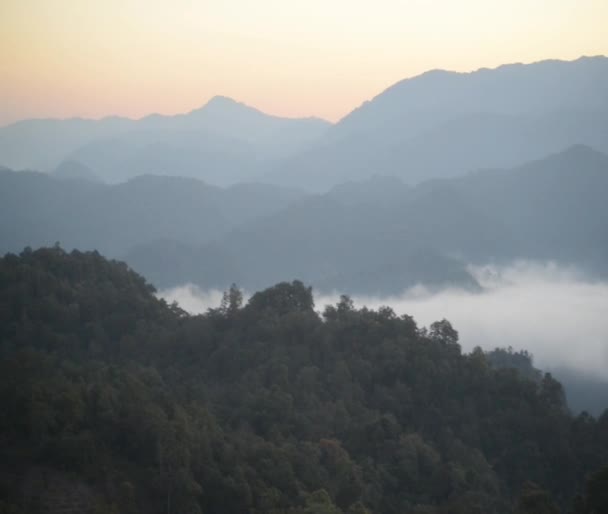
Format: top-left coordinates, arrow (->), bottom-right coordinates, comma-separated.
1,0 -> 607,126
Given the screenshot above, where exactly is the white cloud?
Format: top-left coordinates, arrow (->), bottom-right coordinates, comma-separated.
159,284 -> 227,314
159,262 -> 608,380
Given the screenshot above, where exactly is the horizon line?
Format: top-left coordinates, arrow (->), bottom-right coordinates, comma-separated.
1,54 -> 605,129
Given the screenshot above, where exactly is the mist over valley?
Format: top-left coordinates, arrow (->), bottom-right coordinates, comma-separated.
159,261 -> 608,415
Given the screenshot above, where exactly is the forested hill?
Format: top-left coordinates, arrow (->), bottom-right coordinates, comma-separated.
1,247 -> 607,514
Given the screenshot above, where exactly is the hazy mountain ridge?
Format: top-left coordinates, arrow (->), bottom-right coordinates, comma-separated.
0,96 -> 331,184
335,56 -> 608,138
0,168 -> 308,257
125,145 -> 608,293
0,116 -> 135,172
264,56 -> 608,190
2,56 -> 607,294
2,144 -> 606,294
3,56 -> 606,190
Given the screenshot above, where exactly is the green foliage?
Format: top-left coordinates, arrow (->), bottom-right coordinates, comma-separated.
486,347 -> 542,383
585,466 -> 608,513
296,489 -> 343,514
219,283 -> 244,316
515,483 -> 560,514
0,247 -> 606,514
570,465 -> 608,514
247,280 -> 314,315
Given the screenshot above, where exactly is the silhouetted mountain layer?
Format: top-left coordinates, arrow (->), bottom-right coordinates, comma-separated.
0,96 -> 330,184
265,56 -> 608,190
3,56 -> 606,191
2,145 -> 606,294
0,169 -> 306,257
126,145 -> 608,293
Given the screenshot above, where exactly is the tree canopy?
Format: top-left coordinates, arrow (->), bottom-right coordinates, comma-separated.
0,247 -> 606,514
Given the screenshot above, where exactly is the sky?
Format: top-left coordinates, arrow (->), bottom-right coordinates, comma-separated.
1,0 -> 607,126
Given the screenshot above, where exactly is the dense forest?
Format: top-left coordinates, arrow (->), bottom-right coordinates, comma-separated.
0,247 -> 606,514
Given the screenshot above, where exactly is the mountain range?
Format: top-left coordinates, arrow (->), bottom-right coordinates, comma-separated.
0,96 -> 330,185
125,145 -> 608,293
0,170 -> 306,257
1,55 -> 607,293
265,55 -> 608,190
2,144 -> 606,295
1,56 -> 607,189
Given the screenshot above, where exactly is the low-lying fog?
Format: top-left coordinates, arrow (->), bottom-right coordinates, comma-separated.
159,261 -> 608,382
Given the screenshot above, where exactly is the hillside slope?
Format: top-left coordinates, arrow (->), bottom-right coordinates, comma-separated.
0,247 -> 607,513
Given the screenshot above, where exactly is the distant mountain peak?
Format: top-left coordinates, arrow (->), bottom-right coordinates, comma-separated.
194,95 -> 258,116
204,95 -> 242,108
195,96 -> 331,125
